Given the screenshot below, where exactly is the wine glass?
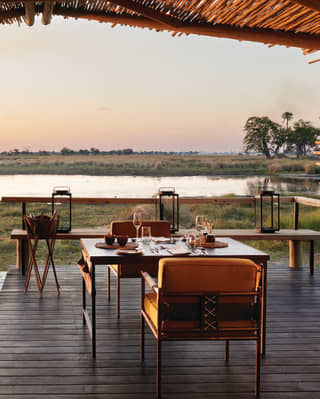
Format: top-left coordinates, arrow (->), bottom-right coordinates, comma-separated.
132,212 -> 143,241
195,215 -> 205,235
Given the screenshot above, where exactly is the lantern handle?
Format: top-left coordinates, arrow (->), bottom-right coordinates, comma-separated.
53,186 -> 71,195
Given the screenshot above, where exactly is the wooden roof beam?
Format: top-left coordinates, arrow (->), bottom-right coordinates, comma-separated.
42,1 -> 55,25
53,9 -> 320,50
108,0 -> 181,28
24,1 -> 35,26
289,0 -> 320,13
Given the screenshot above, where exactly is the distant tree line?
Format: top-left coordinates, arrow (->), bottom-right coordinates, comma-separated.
3,148 -> 199,156
243,112 -> 320,159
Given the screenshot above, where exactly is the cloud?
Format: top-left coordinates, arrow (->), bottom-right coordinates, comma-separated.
96,106 -> 111,112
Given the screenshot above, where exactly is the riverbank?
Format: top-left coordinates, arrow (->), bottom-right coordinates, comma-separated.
0,154 -> 319,176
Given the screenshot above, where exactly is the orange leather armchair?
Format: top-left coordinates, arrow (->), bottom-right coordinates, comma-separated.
140,257 -> 262,398
107,220 -> 170,317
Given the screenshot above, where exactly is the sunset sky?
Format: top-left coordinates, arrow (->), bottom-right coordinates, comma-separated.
0,15 -> 319,153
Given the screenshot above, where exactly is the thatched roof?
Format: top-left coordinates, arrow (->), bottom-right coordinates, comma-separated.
2,0 -> 320,57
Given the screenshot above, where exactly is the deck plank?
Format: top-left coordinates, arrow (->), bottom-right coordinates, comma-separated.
0,264 -> 320,398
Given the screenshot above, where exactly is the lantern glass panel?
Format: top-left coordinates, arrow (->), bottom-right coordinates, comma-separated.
52,187 -> 72,233
255,190 -> 280,233
158,187 -> 179,233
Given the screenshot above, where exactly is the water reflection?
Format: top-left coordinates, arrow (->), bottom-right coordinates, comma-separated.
246,176 -> 320,196
0,174 -> 319,197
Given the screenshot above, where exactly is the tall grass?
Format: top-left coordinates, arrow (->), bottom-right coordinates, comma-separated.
0,154 -> 317,176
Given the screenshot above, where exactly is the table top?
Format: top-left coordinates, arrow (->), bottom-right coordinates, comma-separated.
80,237 -> 269,264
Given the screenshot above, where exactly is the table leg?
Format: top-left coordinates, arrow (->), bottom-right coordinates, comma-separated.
309,240 -> 314,275
289,240 -> 303,268
91,263 -> 96,358
80,255 -> 96,357
82,277 -> 86,325
261,260 -> 267,356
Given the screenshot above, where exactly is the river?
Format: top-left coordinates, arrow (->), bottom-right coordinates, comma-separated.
0,174 -> 319,197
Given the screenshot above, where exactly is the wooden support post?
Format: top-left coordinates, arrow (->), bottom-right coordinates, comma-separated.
24,2 -> 35,26
289,240 -> 303,268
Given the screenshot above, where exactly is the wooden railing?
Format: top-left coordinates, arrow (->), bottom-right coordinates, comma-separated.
2,195 -> 320,230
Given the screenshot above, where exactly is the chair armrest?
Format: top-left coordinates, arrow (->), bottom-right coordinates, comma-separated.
141,271 -> 158,294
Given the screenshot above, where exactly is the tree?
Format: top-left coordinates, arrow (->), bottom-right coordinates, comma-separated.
122,148 -> 133,155
271,127 -> 287,156
287,119 -> 320,158
79,149 -> 89,155
90,147 -> 100,155
60,147 -> 74,155
243,116 -> 281,159
282,112 -> 294,154
282,112 -> 294,131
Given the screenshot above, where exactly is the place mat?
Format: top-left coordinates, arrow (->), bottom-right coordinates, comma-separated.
116,249 -> 144,256
202,240 -> 228,248
95,242 -> 138,250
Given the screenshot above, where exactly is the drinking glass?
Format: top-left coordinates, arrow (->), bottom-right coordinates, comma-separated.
195,215 -> 205,234
132,212 -> 143,241
141,226 -> 151,245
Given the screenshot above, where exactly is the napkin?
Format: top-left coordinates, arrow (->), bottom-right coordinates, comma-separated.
165,247 -> 191,256
116,249 -> 144,256
152,237 -> 171,244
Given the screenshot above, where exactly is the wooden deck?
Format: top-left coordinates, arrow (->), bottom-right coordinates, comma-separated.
0,263 -> 320,398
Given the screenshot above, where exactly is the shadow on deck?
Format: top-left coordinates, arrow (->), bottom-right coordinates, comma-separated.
0,263 -> 319,398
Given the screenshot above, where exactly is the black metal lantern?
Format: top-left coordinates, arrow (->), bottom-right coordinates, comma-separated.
157,187 -> 179,234
52,186 -> 72,233
255,190 -> 280,233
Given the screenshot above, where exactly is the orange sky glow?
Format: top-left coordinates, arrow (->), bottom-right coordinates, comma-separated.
0,16 -> 319,153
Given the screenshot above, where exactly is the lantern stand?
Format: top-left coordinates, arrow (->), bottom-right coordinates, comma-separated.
254,190 -> 280,233
156,187 -> 179,234
52,186 -> 72,233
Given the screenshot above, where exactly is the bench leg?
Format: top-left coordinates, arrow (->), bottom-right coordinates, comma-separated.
289,240 -> 303,268
17,239 -> 29,276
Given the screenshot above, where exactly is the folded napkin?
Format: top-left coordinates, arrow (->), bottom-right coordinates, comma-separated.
152,237 -> 171,244
165,246 -> 191,256
116,249 -> 144,256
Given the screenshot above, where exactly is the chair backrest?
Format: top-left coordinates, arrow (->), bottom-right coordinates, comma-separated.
111,220 -> 170,238
158,258 -> 260,293
157,258 -> 261,334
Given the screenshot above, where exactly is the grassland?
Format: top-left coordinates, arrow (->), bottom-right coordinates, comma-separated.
1,199 -> 319,271
0,154 -> 319,176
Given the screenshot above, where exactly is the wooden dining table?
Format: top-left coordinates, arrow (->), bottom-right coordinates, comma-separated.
80,237 -> 269,357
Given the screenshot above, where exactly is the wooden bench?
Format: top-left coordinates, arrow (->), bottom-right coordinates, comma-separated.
11,228 -> 320,275
214,229 -> 320,274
